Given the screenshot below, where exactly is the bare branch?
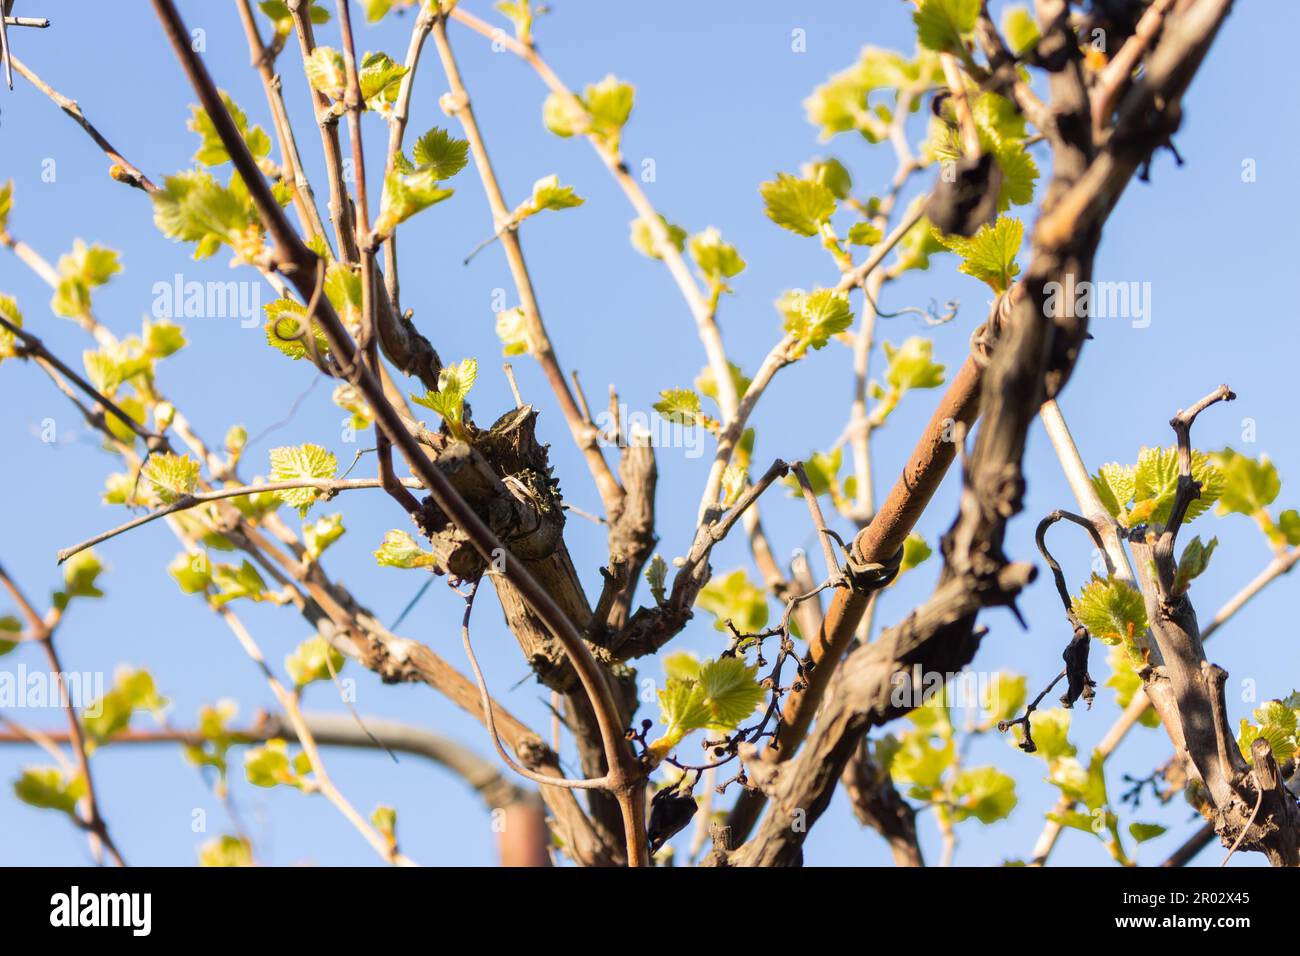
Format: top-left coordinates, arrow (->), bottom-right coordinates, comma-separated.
9,54 -> 156,191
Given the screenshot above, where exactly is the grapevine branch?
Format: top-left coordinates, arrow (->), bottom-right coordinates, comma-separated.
4,20 -> 611,868
719,0 -> 1237,864
0,562 -> 126,867
149,0 -> 649,866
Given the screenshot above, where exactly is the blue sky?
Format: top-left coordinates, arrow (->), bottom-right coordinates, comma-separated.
0,1 -> 1294,867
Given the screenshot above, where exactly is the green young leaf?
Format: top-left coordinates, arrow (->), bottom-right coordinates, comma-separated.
653,388 -> 703,426
494,307 -> 533,357
899,533 -> 933,575
1210,447 -> 1280,517
82,668 -> 168,745
984,672 -> 1027,726
802,46 -> 936,141
269,444 -> 338,515
541,91 -> 585,139
695,568 -> 768,634
688,227 -> 746,285
51,240 -> 122,318
893,202 -> 948,272
285,635 -> 346,688
760,172 -> 836,237
847,221 -> 883,246
245,738 -> 311,789
695,362 -> 751,409
516,174 -> 584,220
495,0 -> 542,42
914,0 -> 979,53
1001,4 -> 1040,55
693,657 -> 766,730
359,51 -> 409,114
372,805 -> 398,846
82,341 -> 153,397
363,0 -> 417,22
1238,699 -> 1298,765
1129,822 -> 1167,845
304,47 -> 347,100
644,554 -> 668,606
410,357 -> 478,439
990,137 -> 1039,210
142,452 -> 200,504
1054,752 -> 1113,822
1104,645 -> 1162,728
210,560 -> 271,606
323,262 -> 364,334
374,127 -> 467,235
258,0 -> 329,34
198,835 -> 254,867
885,336 -> 945,392
870,337 -> 946,425
581,74 -> 635,150
57,550 -> 105,609
661,651 -> 702,683
99,394 -> 144,446
0,293 -> 22,365
802,157 -> 854,200
1021,708 -> 1077,762
168,551 -> 213,595
648,656 -> 765,761
629,215 -> 687,260
1277,509 -> 1300,547
1091,462 -> 1137,525
143,319 -> 186,358
376,168 -> 454,235
374,530 -> 439,570
890,727 -> 955,791
152,169 -> 264,262
264,297 -> 330,361
935,216 -> 1023,293
0,179 -> 12,231
1072,574 -> 1148,646
333,383 -> 372,432
950,766 -> 1017,824
543,76 -> 635,149
0,615 -> 20,658
1130,446 -> 1223,526
303,513 -> 345,560
784,447 -> 842,498
720,464 -> 747,507
14,766 -> 85,817
182,711 -> 239,780
410,127 -> 471,180
188,91 -> 271,167
783,288 -> 854,357
1173,535 -> 1217,595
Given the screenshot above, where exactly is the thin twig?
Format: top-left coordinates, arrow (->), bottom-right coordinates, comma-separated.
215,606 -> 416,865
57,477 -> 422,564
457,581 -> 610,791
0,314 -> 167,450
152,0 -> 647,863
792,462 -> 846,588
9,54 -> 155,191
0,562 -> 125,866
429,13 -> 623,517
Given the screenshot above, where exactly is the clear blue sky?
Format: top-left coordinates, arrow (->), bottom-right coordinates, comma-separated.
0,1 -> 1294,867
